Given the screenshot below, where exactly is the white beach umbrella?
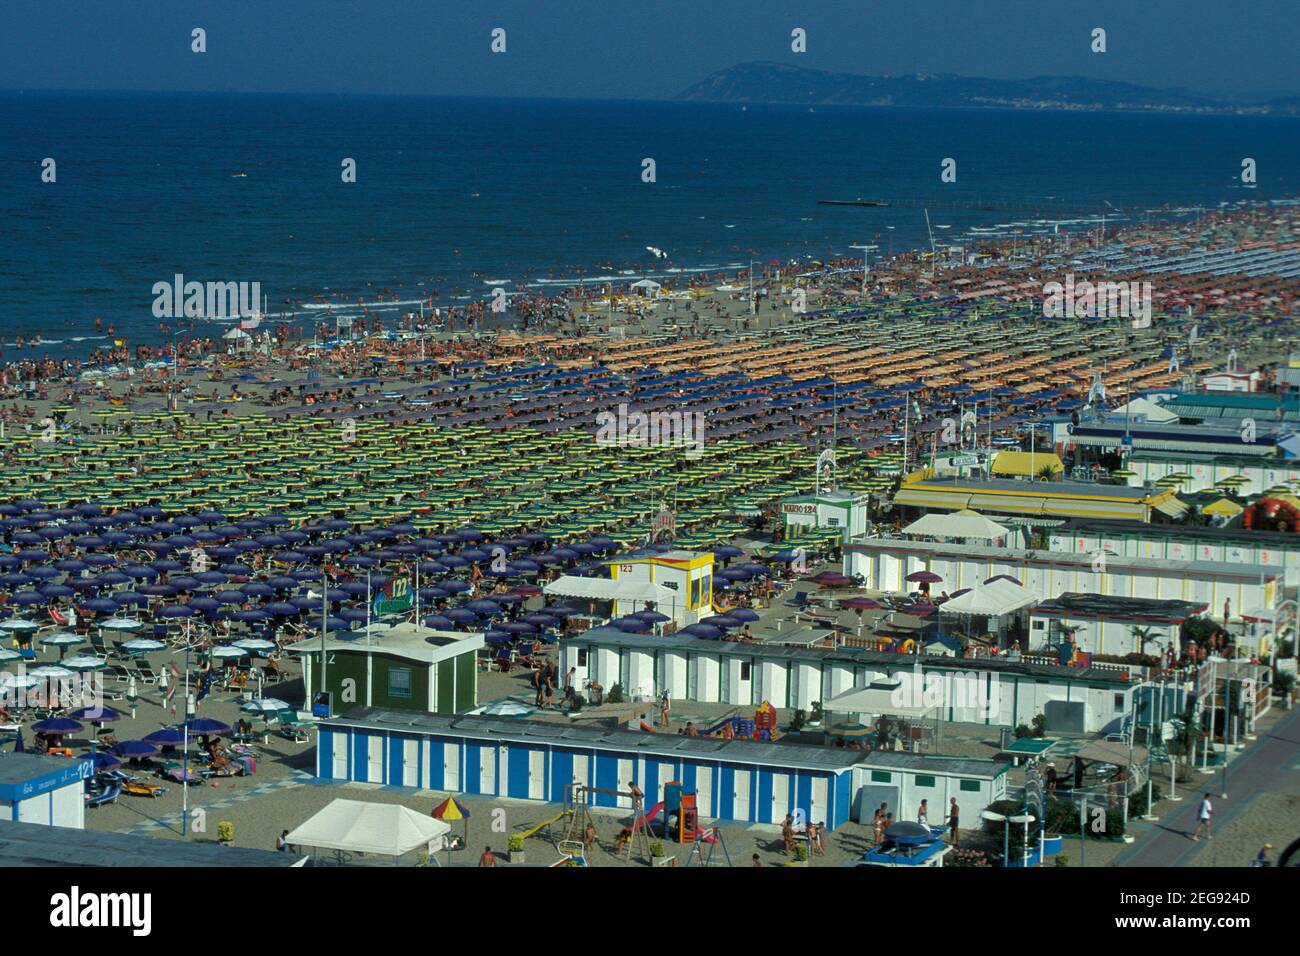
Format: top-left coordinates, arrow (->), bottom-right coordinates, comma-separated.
100,617 -> 144,631
0,619 -> 40,632
481,699 -> 535,717
0,647 -> 23,662
63,656 -> 108,672
0,673 -> 40,690
40,632 -> 82,647
28,664 -> 76,680
121,637 -> 167,653
210,645 -> 248,660
242,698 -> 291,715
232,638 -> 277,653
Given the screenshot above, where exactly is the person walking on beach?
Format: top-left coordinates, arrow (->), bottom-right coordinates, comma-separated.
277,830 -> 290,852
1192,793 -> 1213,841
917,799 -> 929,826
479,846 -> 496,867
948,798 -> 960,847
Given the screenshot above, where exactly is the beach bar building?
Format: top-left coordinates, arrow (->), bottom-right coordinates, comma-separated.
316,708 -> 863,829
780,490 -> 871,544
559,627 -> 1137,733
891,473 -> 1185,522
293,623 -> 483,717
545,549 -> 714,628
843,537 -> 1280,614
0,753 -> 93,828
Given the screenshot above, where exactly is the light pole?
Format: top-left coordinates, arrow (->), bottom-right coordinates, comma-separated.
981,809 -> 1009,865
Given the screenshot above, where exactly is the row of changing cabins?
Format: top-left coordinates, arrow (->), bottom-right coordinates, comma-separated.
317,708 -> 1010,832
557,628 -> 1136,733
314,629 -> 1138,831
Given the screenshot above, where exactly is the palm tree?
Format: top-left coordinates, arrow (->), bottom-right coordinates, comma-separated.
1129,625 -> 1160,657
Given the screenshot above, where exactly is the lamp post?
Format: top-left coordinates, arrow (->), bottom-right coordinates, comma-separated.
981,809 -> 1010,866
1009,814 -> 1036,867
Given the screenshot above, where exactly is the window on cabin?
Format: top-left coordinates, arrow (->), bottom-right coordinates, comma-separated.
1114,693 -> 1126,711
960,779 -> 981,793
388,667 -> 412,699
916,775 -> 936,788
578,649 -> 588,667
871,771 -> 892,783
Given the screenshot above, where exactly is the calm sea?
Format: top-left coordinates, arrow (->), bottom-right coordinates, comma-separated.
2,90 -> 1298,354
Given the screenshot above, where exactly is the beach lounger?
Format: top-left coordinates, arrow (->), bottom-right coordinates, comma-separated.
784,590 -> 810,609
276,712 -> 311,743
127,661 -> 159,685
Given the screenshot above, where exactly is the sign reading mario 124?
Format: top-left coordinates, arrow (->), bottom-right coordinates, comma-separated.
782,504 -> 817,515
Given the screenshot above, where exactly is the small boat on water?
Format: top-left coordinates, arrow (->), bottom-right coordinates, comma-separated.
231,171 -> 247,178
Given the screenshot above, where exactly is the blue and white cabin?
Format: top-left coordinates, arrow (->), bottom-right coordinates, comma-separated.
317,708 -> 864,830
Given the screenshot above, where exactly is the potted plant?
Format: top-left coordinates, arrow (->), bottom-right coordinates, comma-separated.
788,709 -> 807,733
808,701 -> 824,728
607,683 -> 625,705
217,821 -> 234,845
787,843 -> 809,867
508,833 -> 525,864
649,840 -> 671,866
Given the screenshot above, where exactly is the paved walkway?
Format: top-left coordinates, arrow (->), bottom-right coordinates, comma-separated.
1115,704 -> 1300,867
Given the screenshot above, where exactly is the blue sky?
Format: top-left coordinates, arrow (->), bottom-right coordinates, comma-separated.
2,0 -> 1297,99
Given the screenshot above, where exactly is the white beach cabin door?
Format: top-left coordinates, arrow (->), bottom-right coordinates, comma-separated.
442,742 -> 460,791
366,735 -> 384,783
770,772 -> 793,824
615,758 -> 634,808
402,738 -> 420,788
731,768 -> 752,822
331,732 -> 348,779
528,749 -> 546,800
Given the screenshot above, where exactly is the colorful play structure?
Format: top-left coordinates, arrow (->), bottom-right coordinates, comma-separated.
637,702 -> 781,741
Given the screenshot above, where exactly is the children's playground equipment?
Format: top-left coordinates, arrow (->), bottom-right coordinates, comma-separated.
561,783 -> 654,863
514,808 -> 568,847
684,826 -> 732,867
553,840 -> 588,866
697,701 -> 780,741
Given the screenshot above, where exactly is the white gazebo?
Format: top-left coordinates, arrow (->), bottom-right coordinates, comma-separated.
286,799 -> 450,865
222,326 -> 253,354
629,278 -> 661,297
903,509 -> 1010,542
939,577 -> 1038,646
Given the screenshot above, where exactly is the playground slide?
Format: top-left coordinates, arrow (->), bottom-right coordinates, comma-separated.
701,710 -> 740,735
641,801 -> 718,843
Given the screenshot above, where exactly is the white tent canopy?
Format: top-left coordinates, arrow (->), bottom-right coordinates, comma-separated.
286,799 -> 449,859
543,575 -> 677,605
1109,396 -> 1178,424
903,509 -> 1010,541
823,683 -> 934,719
940,578 -> 1038,616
